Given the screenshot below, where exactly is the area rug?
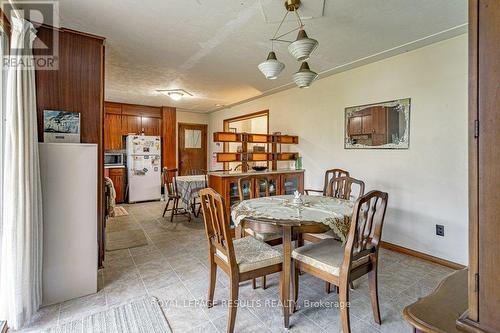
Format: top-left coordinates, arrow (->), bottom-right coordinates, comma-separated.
106,229 -> 148,251
43,297 -> 172,333
113,206 -> 129,217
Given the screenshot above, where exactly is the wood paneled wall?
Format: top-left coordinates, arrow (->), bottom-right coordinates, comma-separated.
33,26 -> 106,266
161,106 -> 176,169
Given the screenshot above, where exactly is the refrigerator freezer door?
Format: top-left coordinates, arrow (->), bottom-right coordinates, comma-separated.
126,135 -> 161,156
128,154 -> 162,202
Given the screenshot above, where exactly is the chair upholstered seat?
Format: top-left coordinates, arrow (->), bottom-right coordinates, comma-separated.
305,230 -> 337,240
292,238 -> 369,276
216,236 -> 282,273
244,228 -> 282,242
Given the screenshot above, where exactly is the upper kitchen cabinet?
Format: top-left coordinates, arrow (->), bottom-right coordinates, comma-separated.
141,117 -> 161,136
104,113 -> 123,150
121,115 -> 142,136
104,102 -> 164,151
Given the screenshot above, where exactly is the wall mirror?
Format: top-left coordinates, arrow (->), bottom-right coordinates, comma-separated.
345,98 -> 410,149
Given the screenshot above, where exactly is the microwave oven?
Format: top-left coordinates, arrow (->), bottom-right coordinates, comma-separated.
104,153 -> 124,166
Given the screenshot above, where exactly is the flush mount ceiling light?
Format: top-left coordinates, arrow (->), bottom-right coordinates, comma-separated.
258,0 -> 320,88
156,89 -> 193,101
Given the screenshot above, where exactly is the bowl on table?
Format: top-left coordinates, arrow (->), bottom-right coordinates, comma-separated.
252,166 -> 268,172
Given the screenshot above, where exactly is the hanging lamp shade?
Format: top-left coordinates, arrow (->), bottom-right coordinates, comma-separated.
288,29 -> 318,62
258,51 -> 285,80
292,62 -> 318,88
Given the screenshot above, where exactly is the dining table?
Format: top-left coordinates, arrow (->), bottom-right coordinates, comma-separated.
174,174 -> 207,212
231,194 -> 354,328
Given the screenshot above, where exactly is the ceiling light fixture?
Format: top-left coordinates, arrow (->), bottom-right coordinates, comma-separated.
292,61 -> 318,88
156,89 -> 193,102
168,91 -> 184,101
258,0 -> 320,88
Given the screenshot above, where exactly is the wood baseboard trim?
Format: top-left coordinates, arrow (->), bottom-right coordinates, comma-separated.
380,241 -> 466,270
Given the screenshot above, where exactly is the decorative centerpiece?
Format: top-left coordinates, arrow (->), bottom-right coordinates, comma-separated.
292,190 -> 303,206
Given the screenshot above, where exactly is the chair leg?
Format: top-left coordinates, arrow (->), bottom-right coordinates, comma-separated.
227,278 -> 239,333
350,282 -> 355,290
207,255 -> 217,308
170,198 -> 177,222
252,278 -> 256,289
325,282 -> 331,294
339,282 -> 351,333
368,269 -> 381,325
262,276 -> 267,289
162,198 -> 171,217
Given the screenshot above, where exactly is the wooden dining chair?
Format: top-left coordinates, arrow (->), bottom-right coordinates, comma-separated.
326,176 -> 366,201
292,190 -> 388,333
199,188 -> 283,333
304,168 -> 350,196
162,168 -> 191,222
188,170 -> 208,218
237,177 -> 282,289
305,176 -> 365,245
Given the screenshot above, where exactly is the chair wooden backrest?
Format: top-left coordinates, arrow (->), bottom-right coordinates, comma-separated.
163,168 -> 179,197
326,176 -> 365,201
341,190 -> 388,278
322,169 -> 350,195
185,169 -> 207,176
199,188 -> 236,268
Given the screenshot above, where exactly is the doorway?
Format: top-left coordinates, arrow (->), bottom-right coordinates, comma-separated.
178,123 -> 208,175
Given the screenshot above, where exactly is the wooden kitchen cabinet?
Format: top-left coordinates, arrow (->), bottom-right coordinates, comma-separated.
142,117 -> 161,136
107,168 -> 126,203
104,113 -> 123,150
348,116 -> 362,135
122,115 -> 142,136
361,114 -> 373,134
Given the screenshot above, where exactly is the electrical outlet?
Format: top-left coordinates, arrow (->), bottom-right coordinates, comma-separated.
436,224 -> 445,237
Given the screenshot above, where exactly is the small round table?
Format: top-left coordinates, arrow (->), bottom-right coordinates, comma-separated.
231,195 -> 354,328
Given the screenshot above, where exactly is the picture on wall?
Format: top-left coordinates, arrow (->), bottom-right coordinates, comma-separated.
344,98 -> 410,149
43,110 -> 81,143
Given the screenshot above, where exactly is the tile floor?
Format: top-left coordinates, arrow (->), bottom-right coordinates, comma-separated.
19,201 -> 455,332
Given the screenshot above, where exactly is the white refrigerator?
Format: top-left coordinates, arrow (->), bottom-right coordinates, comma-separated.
126,135 -> 162,203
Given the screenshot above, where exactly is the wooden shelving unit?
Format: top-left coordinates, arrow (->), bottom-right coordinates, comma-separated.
213,132 -> 299,171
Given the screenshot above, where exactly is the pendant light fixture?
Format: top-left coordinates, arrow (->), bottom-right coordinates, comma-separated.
288,29 -> 318,61
257,0 -> 320,88
292,61 -> 318,88
258,51 -> 285,79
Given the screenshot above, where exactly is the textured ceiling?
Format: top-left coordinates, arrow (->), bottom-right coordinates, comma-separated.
58,0 -> 467,112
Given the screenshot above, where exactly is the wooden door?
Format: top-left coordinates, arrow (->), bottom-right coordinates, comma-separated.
361,114 -> 373,134
104,113 -> 123,150
178,123 -> 208,175
122,115 -> 142,135
348,116 -> 362,135
142,117 -> 161,136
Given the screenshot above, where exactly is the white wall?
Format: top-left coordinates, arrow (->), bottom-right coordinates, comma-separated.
208,35 -> 468,265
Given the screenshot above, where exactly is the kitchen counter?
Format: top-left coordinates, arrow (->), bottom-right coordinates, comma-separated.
209,169 -> 304,178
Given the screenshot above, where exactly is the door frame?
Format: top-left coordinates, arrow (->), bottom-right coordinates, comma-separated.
177,122 -> 208,175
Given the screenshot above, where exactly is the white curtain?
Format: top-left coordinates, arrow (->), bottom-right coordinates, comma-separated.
0,17 -> 43,329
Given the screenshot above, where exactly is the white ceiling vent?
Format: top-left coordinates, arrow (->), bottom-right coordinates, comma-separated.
259,0 -> 325,23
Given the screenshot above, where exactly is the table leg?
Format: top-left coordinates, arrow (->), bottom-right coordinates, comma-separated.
282,225 -> 292,328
